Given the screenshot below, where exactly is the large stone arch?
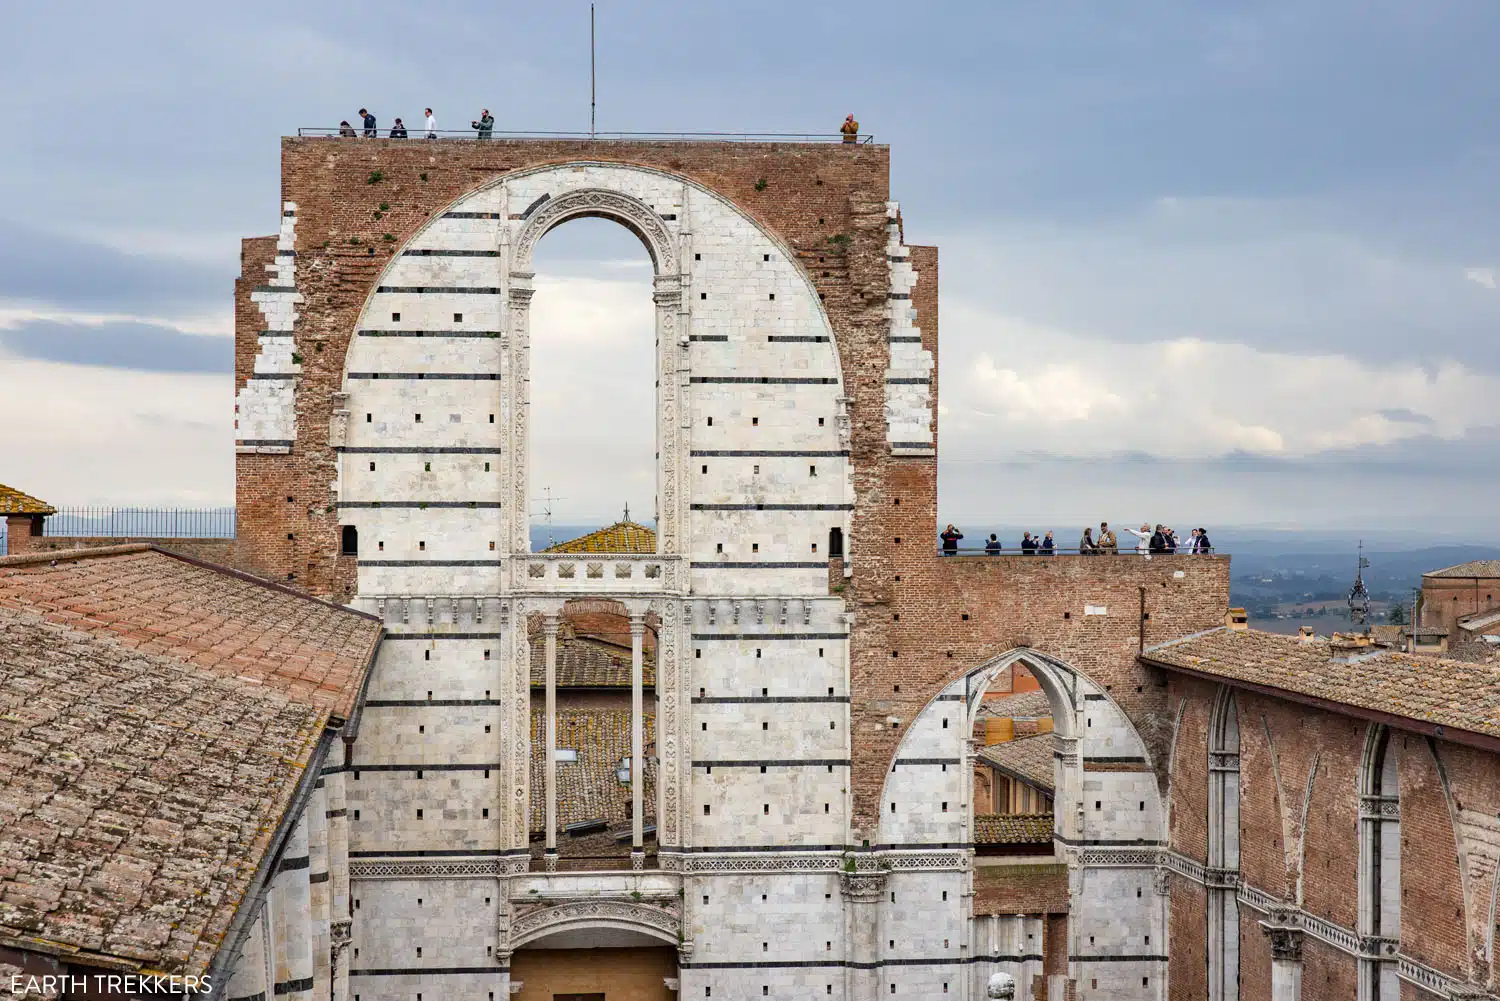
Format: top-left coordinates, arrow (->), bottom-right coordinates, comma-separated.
336,159 -> 852,595
876,647 -> 1167,997
508,899 -> 681,952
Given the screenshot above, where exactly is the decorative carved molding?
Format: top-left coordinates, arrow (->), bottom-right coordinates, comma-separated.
350,859 -> 503,879
839,868 -> 888,902
1359,795 -> 1400,820
1261,913 -> 1304,962
513,190 -> 678,275
656,850 -> 966,875
509,898 -> 680,948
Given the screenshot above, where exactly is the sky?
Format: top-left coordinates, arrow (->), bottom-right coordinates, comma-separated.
1,1 -> 1498,530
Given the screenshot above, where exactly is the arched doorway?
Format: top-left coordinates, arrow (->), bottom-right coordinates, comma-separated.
509,903 -> 681,1000
876,648 -> 1168,999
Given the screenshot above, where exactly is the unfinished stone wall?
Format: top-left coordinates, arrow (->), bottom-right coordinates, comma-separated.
232,135 -> 1237,1001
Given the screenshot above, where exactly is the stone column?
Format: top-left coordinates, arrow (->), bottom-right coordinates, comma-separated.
505,277 -> 534,554
543,613 -> 559,865
840,868 -> 886,1001
1261,912 -> 1303,1001
630,612 -> 646,861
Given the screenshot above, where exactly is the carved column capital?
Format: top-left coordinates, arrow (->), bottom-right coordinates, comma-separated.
1261,911 -> 1304,962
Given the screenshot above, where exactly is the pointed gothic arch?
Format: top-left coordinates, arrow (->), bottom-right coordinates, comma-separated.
1357,724 -> 1401,1000
1207,686 -> 1241,1001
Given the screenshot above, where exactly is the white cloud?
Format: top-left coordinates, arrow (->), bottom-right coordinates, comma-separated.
0,351 -> 232,505
1464,267 -> 1496,289
942,305 -> 1499,461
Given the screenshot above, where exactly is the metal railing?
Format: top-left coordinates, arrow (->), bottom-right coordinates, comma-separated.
43,507 -> 236,539
296,127 -> 875,144
940,546 -> 1218,557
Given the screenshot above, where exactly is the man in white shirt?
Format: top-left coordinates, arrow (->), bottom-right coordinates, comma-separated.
425,108 -> 437,139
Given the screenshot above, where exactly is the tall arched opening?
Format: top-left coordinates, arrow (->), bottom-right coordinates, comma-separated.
1207,687 -> 1241,1001
1358,725 -> 1400,1000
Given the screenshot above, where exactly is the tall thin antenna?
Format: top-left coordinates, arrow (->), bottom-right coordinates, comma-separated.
590,4 -> 596,138
531,485 -> 567,549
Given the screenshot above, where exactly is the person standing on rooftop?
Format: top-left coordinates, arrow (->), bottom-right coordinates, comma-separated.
425,107 -> 437,139
359,108 -> 376,137
940,524 -> 964,556
840,114 -> 859,143
390,118 -> 408,139
472,109 -> 494,139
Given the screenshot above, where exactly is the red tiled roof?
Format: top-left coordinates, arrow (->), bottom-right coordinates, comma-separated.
973,814 -> 1054,845
1143,626 -> 1500,743
0,546 -> 381,977
0,545 -> 382,719
977,733 -> 1056,792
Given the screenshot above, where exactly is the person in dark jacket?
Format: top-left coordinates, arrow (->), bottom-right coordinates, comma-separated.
1080,527 -> 1098,554
1194,528 -> 1212,554
338,120 -> 356,137
359,108 -> 376,137
1040,531 -> 1055,555
1020,532 -> 1037,555
940,524 -> 963,556
390,118 -> 408,138
472,109 -> 495,139
1149,524 -> 1167,554
984,533 -> 1001,555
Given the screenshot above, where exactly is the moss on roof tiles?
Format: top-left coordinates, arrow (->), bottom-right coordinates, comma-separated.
544,521 -> 656,554
973,813 -> 1054,845
0,484 -> 55,516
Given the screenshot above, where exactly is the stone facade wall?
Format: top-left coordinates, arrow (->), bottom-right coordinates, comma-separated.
229,136 -> 1239,1001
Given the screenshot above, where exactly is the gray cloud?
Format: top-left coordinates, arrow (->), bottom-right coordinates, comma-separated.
0,320 -> 230,373
1377,407 -> 1435,426
0,219 -> 226,315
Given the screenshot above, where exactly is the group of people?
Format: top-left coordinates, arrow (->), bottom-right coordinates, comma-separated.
337,108 -> 496,140
939,523 -> 1212,556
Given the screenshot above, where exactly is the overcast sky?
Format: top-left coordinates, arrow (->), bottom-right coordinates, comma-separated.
1,1 -> 1497,530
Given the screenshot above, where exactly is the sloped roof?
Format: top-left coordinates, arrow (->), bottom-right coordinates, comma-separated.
529,709 -> 656,837
973,813 -> 1054,845
1457,608 -> 1500,634
544,520 -> 656,554
0,484 -> 55,516
1424,560 -> 1500,579
977,733 -> 1056,792
530,635 -> 656,688
979,689 -> 1052,719
0,575 -> 378,977
1142,626 -> 1500,744
0,545 -> 382,719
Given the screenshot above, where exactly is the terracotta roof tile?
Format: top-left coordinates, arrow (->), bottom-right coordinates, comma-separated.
529,636 -> 656,688
0,606 -> 331,977
979,690 -> 1052,719
1143,627 -> 1500,741
0,484 -> 55,516
528,709 -> 655,836
973,813 -> 1054,845
0,547 -> 382,719
544,521 -> 656,554
977,733 -> 1056,792
1424,560 -> 1500,578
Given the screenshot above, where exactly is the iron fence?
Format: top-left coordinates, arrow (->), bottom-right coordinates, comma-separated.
43,507 -> 236,539
296,127 -> 875,143
940,546 -> 1218,557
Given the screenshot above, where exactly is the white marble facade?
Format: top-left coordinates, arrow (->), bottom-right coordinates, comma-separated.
226,163 -> 1168,1001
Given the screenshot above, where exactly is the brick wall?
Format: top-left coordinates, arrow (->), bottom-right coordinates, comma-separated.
973,862 -> 1070,916
1164,674 -> 1500,997
1419,574 -> 1500,634
236,138 -> 890,598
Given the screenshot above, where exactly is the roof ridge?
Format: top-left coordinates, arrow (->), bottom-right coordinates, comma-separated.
1141,624 -> 1230,654
0,543 -> 154,566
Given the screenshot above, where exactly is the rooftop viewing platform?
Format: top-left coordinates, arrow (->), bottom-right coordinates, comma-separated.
294,127 -> 877,143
